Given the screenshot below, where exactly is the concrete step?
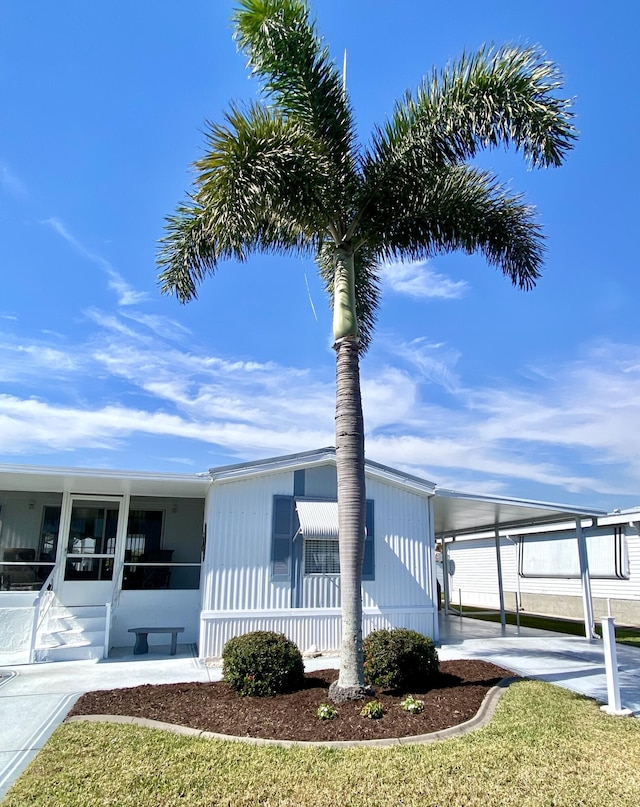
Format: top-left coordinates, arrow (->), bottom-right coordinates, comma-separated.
49,604 -> 107,620
38,629 -> 105,649
46,615 -> 105,633
41,643 -> 105,662
34,603 -> 108,663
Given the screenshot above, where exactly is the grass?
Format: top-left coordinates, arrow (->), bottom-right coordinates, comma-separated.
453,604 -> 640,646
5,680 -> 640,806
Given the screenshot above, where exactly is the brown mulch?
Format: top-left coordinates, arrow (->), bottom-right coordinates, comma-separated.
68,659 -> 513,742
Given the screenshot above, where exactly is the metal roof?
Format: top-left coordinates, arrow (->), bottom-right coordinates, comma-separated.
0,451 -> 610,534
433,488 -> 606,539
0,464 -> 210,498
209,447 -> 436,494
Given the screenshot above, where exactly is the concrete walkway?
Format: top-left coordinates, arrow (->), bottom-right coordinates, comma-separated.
2,620 -> 640,802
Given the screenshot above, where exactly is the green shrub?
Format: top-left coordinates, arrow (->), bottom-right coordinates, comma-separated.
317,703 -> 338,720
222,631 -> 304,697
400,694 -> 425,714
360,700 -> 384,719
363,628 -> 439,691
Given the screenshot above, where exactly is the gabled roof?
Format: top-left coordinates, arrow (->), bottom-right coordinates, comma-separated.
209,447 -> 437,496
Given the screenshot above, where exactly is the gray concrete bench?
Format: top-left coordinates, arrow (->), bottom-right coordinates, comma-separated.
128,626 -> 185,656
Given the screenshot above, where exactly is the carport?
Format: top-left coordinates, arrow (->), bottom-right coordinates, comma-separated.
431,489 -> 606,641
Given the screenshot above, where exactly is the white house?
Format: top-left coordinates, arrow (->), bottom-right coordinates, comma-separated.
442,508 -> 640,628
0,448 -> 607,664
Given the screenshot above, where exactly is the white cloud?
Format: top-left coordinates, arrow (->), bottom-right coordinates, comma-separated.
0,394 -> 332,459
0,338 -> 80,383
380,336 -> 462,392
43,218 -> 148,306
379,260 -> 468,300
3,296 -> 640,506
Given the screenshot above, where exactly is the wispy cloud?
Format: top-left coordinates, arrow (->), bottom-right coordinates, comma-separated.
2,299 -> 640,507
0,161 -> 27,198
381,336 -> 462,392
0,394 -> 333,460
379,260 -> 468,300
43,217 -> 148,306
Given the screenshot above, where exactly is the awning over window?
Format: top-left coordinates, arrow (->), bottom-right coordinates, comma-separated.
295,499 -> 339,540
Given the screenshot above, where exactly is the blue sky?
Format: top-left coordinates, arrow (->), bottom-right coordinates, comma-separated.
1,1 -> 639,511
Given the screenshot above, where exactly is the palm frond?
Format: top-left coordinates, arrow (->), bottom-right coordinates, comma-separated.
157,200 -> 220,302
233,0 -> 357,199
196,102 -> 334,240
362,163 -> 544,290
158,103 -> 330,301
316,243 -> 381,352
365,44 -> 576,184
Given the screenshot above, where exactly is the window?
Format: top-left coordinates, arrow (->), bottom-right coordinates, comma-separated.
305,538 -> 340,575
271,495 -> 375,581
39,505 -> 61,560
518,526 -> 630,580
124,509 -> 163,561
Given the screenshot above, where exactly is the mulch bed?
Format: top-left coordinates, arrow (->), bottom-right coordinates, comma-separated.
68,659 -> 513,742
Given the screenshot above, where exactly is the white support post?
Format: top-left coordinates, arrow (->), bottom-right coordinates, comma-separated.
600,617 -> 632,716
495,529 -> 506,630
442,540 -> 451,617
576,519 -> 597,639
428,499 -> 439,644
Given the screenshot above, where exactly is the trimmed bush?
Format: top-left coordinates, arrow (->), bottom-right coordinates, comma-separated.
363,628 -> 439,691
222,631 -> 304,697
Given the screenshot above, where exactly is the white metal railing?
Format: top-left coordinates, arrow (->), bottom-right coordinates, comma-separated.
111,554 -> 126,609
28,566 -> 57,663
103,602 -> 111,659
446,588 -> 521,629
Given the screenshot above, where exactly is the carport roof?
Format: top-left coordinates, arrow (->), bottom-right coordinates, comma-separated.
433,488 -> 606,539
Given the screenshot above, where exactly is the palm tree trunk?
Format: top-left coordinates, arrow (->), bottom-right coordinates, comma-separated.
329,247 -> 371,702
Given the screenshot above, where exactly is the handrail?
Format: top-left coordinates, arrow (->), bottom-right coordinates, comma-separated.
110,553 -> 126,610
103,602 -> 111,659
28,567 -> 57,663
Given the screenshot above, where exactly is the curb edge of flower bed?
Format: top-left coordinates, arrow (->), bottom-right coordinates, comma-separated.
65,675 -> 523,749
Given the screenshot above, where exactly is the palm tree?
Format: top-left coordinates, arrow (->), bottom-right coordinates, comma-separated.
157,0 -> 575,701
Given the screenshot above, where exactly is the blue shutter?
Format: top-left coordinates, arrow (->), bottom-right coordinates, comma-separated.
271,495 -> 293,581
362,499 -> 375,580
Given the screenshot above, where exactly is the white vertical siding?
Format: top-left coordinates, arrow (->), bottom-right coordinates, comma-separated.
198,463 -> 437,658
363,478 -> 433,609
302,574 -> 341,608
202,470 -> 294,612
199,605 -> 437,657
202,467 -> 436,614
448,528 -> 640,608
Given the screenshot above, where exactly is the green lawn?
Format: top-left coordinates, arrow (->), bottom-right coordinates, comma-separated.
5,681 -> 640,807
453,605 -> 640,646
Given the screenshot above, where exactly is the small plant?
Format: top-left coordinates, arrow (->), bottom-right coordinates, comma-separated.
363,628 -> 439,691
400,695 -> 425,714
360,700 -> 384,719
317,703 -> 338,720
222,631 -> 304,697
